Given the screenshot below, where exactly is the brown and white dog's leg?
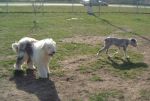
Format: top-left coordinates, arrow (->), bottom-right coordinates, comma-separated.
112,47 -> 120,57
123,46 -> 129,58
97,45 -> 110,56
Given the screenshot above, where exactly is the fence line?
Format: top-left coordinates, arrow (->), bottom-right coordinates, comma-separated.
0,1 -> 150,14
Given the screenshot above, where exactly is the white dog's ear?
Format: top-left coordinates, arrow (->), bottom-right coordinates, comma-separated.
12,42 -> 19,53
41,42 -> 46,49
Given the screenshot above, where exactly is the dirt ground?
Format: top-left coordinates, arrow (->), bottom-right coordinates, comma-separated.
1,33 -> 150,101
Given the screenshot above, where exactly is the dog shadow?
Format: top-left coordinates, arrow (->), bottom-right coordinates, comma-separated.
9,75 -> 61,101
107,56 -> 148,70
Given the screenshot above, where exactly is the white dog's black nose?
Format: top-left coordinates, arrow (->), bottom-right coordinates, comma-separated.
48,51 -> 56,56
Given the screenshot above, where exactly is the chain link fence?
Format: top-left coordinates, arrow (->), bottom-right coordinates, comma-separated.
0,0 -> 149,14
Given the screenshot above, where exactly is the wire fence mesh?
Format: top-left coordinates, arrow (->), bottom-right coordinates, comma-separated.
0,0 -> 149,14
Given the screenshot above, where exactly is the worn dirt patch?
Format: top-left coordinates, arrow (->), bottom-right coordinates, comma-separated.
134,35 -> 150,65
60,35 -> 106,45
56,54 -> 150,101
1,34 -> 150,101
60,55 -> 96,70
56,34 -> 150,101
57,56 -> 149,101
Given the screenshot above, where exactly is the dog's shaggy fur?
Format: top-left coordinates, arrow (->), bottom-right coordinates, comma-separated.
97,37 -> 137,58
12,37 -> 56,78
12,37 -> 38,70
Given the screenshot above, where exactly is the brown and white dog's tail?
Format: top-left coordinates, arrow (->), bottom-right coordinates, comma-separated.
12,42 -> 19,53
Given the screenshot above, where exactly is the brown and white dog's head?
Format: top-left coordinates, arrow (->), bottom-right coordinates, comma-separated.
130,38 -> 137,47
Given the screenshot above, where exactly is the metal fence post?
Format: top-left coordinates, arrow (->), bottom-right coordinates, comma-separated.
99,3 -> 101,16
136,0 -> 140,13
72,0 -> 74,13
6,0 -> 9,13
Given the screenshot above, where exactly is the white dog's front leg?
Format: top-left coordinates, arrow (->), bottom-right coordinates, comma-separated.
46,65 -> 51,78
37,65 -> 48,78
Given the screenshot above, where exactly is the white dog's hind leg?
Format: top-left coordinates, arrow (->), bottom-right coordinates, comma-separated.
27,60 -> 36,70
14,51 -> 26,70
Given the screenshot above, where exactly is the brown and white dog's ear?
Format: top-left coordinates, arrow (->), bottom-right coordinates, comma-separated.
12,42 -> 19,53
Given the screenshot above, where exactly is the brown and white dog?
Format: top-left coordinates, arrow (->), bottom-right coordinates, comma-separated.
97,37 -> 137,58
12,37 -> 56,78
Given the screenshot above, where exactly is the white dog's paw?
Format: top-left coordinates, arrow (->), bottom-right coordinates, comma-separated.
38,71 -> 49,79
126,56 -> 130,59
96,53 -> 99,56
27,65 -> 36,70
14,64 -> 22,70
115,51 -> 119,54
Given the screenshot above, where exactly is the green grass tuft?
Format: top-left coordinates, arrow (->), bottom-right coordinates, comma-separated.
89,90 -> 124,101
140,89 -> 150,100
90,75 -> 103,81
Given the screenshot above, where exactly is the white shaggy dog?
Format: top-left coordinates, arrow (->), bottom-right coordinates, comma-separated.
12,37 -> 56,78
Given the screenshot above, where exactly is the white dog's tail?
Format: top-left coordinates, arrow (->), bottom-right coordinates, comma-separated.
12,42 -> 19,53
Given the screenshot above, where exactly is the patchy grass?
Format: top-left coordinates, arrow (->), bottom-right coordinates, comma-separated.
90,75 -> 103,81
79,50 -> 148,79
51,69 -> 65,77
89,90 -> 124,101
0,6 -> 149,101
140,89 -> 150,101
